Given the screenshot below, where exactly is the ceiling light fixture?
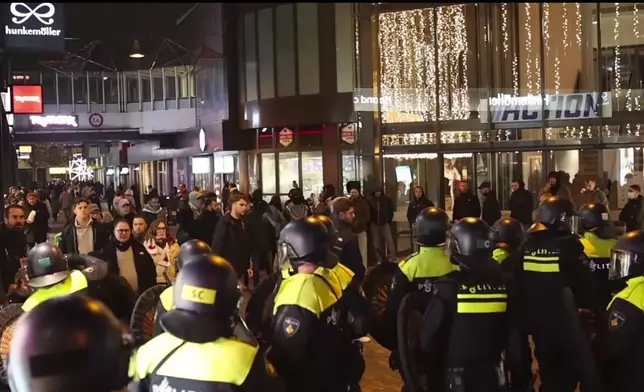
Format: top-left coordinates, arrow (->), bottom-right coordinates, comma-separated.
129,40 -> 145,59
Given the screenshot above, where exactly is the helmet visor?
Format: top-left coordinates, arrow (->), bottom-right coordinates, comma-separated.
609,249 -> 634,280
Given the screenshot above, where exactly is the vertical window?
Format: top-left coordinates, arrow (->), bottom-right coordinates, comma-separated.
152,69 -> 163,100
335,3 -> 354,93
296,3 -> 320,95
140,71 -> 151,101
103,72 -> 119,104
165,68 -> 177,99
125,72 -> 138,103
41,72 -> 56,104
258,8 -> 275,99
275,4 -> 296,97
278,152 -> 299,193
244,12 -> 258,102
301,151 -> 323,198
261,153 -> 277,194
237,19 -> 246,103
73,73 -> 87,104
88,72 -> 103,104
58,74 -> 72,104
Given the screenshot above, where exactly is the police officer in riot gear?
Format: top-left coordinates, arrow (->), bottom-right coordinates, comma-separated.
490,217 -> 526,268
130,253 -> 281,391
599,230 -> 644,391
20,243 -> 120,314
153,239 -> 212,336
418,218 -> 508,392
8,295 -> 134,392
515,196 -> 600,391
385,207 -> 453,369
269,217 -> 351,392
578,203 -> 619,310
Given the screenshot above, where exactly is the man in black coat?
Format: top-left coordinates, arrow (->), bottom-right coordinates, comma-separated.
369,189 -> 396,263
509,179 -> 534,228
452,181 -> 481,222
478,181 -> 501,227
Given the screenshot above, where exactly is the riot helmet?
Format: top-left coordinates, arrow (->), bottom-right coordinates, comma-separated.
578,203 -> 610,231
535,196 -> 575,232
446,218 -> 495,271
26,243 -> 68,288
490,217 -> 526,251
277,217 -> 335,269
8,296 -> 133,392
609,230 -> 644,280
161,254 -> 240,343
177,239 -> 211,271
414,207 -> 449,247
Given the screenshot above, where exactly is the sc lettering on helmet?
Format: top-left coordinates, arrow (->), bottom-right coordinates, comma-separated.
180,284 -> 217,305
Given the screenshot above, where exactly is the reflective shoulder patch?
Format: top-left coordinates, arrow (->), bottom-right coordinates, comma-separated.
609,310 -> 626,330
283,316 -> 300,337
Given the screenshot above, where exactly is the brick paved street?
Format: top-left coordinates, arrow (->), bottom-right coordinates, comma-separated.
362,339 -> 403,391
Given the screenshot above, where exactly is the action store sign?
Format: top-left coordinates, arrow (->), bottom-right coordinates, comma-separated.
3,3 -> 65,52
11,85 -> 43,114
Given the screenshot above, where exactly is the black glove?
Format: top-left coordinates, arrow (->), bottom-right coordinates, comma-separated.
388,350 -> 400,371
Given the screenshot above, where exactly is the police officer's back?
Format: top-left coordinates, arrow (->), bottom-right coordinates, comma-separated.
419,218 -> 508,392
131,253 -> 280,392
600,230 -> 644,391
20,243 -> 109,313
385,207 -> 453,351
153,239 -> 212,337
269,217 -> 347,392
579,202 -> 619,309
8,295 -> 133,392
516,196 -> 600,391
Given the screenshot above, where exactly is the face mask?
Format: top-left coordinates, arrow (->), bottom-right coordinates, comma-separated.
628,191 -> 637,199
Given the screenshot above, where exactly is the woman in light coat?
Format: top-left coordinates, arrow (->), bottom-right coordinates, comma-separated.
143,219 -> 180,284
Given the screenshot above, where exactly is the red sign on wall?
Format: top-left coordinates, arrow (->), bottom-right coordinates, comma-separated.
11,85 -> 43,114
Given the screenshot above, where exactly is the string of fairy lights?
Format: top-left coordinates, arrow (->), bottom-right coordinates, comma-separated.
377,4 -> 642,148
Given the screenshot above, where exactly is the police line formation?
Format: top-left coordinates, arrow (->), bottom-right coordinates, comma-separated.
0,195 -> 641,392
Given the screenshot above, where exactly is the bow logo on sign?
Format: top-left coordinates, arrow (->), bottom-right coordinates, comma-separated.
10,3 -> 55,25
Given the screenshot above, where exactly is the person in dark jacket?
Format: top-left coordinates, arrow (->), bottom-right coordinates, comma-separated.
141,195 -> 163,224
509,179 -> 534,227
619,184 -> 644,231
314,184 -> 336,215
0,204 -> 29,294
369,188 -> 396,263
211,192 -> 252,287
478,181 -> 502,227
348,183 -> 371,268
94,218 -> 157,295
115,198 -> 136,227
24,192 -> 49,246
58,199 -> 109,255
192,192 -> 220,244
246,190 -> 273,277
105,182 -> 116,214
452,181 -> 481,222
330,197 -> 365,283
406,185 -> 434,227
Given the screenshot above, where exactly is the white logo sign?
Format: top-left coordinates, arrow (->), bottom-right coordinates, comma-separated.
199,128 -> 206,151
29,115 -> 78,128
14,94 -> 41,103
11,3 -> 54,25
5,2 -> 61,37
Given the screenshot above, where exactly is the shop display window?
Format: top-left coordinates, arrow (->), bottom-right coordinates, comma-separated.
278,152 -> 299,193
301,151 -> 324,198
261,153 -> 277,194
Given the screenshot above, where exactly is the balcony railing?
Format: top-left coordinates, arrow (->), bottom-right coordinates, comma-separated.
11,67 -> 196,113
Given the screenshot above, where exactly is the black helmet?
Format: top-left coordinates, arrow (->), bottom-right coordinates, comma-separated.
161,254 -> 240,343
26,243 -> 68,288
535,196 -> 575,231
278,217 -> 335,268
447,217 -> 493,258
414,207 -> 449,246
610,230 -> 644,280
177,239 -> 211,271
491,218 -> 526,251
578,203 -> 610,231
8,296 -> 133,392
314,214 -> 338,246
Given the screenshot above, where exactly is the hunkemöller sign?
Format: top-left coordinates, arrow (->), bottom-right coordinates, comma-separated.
4,3 -> 65,52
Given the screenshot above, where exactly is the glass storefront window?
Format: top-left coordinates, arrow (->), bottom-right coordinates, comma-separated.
444,153 -> 474,213
301,151 -> 323,199
192,156 -> 212,190
342,150 -> 358,185
278,152 -> 299,193
248,153 -> 259,193
261,153 -> 276,194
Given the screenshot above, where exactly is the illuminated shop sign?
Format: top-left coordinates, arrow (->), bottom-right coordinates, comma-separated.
353,88 -> 393,112
480,92 -> 612,123
4,3 -> 65,52
29,114 -> 78,128
11,85 -> 43,114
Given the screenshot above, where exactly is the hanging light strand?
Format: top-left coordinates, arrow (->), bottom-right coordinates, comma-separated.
614,3 -> 621,103
575,3 -> 582,47
525,4 -> 533,94
562,3 -> 570,54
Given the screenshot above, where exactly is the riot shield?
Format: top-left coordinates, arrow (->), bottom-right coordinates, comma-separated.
397,293 -> 429,392
129,284 -> 168,346
362,262 -> 397,349
0,303 -> 24,384
244,272 -> 280,343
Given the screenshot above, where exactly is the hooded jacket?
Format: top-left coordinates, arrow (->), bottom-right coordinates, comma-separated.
406,191 -> 434,225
